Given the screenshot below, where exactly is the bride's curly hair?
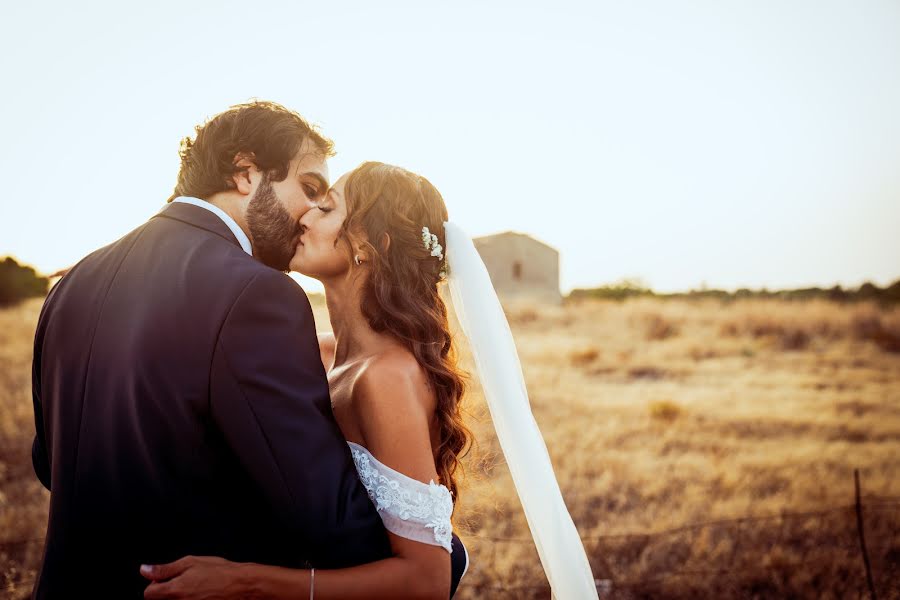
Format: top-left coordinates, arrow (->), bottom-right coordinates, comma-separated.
341,161 -> 472,509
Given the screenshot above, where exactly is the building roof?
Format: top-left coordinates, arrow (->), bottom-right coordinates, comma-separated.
472,231 -> 559,254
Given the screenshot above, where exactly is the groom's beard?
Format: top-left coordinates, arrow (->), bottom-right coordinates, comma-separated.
246,176 -> 301,272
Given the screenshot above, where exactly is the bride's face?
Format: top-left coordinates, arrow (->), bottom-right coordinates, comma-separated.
290,173 -> 354,279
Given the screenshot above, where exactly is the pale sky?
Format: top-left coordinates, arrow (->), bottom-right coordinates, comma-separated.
2,0 -> 898,293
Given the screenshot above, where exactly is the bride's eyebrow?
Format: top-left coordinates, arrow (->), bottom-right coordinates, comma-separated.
326,187 -> 343,202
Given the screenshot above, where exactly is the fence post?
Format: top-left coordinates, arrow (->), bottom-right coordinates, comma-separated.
854,468 -> 877,600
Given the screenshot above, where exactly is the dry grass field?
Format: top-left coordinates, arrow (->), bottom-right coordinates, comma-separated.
2,295 -> 899,598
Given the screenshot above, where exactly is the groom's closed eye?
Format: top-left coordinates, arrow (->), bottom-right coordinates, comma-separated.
303,183 -> 320,199
299,171 -> 329,201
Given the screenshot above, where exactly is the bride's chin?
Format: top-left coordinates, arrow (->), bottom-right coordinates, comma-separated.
288,255 -> 309,275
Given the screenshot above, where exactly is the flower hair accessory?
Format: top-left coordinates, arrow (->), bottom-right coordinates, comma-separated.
421,226 -> 444,261
422,226 -> 448,279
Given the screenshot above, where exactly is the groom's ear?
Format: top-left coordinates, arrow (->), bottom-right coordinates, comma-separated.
232,153 -> 259,196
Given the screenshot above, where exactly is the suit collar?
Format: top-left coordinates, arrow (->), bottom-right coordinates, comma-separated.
170,197 -> 252,255
153,201 -> 253,255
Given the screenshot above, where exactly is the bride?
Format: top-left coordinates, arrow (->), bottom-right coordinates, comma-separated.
140,162 -> 598,599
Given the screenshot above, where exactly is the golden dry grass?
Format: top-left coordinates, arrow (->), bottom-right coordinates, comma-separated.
450,297 -> 900,599
0,299 -> 49,598
2,296 -> 899,598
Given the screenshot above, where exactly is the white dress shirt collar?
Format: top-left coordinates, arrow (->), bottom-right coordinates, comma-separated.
171,196 -> 252,256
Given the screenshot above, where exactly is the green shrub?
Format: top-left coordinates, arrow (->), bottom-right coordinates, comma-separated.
567,278 -> 900,305
0,257 -> 49,306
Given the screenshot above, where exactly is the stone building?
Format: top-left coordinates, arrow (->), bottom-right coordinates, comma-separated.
473,231 -> 561,304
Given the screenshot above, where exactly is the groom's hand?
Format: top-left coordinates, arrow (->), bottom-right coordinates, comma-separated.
140,556 -> 248,599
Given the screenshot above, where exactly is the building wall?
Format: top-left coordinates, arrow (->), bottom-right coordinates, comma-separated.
474,232 -> 561,304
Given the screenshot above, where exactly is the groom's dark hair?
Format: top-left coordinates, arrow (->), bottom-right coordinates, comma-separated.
167,100 -> 334,203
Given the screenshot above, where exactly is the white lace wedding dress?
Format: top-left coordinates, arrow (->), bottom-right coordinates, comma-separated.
347,441 -> 469,575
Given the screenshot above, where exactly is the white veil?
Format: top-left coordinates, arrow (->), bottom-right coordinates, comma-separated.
443,221 -> 599,599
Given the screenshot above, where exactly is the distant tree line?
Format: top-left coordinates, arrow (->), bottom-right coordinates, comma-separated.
0,257 -> 49,306
567,277 -> 900,305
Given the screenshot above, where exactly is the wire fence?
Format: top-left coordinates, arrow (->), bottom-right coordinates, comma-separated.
3,473 -> 898,599
456,470 -> 900,599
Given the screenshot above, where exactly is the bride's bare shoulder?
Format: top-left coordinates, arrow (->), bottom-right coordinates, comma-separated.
317,332 -> 336,370
354,349 -> 434,411
350,349 -> 437,470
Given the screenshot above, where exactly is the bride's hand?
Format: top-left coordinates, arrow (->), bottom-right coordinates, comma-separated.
140,556 -> 250,599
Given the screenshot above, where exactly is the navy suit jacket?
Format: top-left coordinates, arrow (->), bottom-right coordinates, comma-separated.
31,202 -> 394,597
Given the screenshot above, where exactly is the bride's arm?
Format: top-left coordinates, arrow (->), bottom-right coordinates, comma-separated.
142,356 -> 451,600
285,355 -> 451,598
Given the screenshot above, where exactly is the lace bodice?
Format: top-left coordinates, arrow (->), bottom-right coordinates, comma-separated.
347,441 -> 454,553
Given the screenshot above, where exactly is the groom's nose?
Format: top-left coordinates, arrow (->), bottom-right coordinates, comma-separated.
298,202 -> 316,227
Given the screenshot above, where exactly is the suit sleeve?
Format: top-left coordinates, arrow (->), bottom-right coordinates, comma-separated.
209,269 -> 388,566
32,303 -> 51,491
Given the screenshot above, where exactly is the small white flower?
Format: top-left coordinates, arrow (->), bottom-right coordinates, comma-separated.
421,226 -> 444,261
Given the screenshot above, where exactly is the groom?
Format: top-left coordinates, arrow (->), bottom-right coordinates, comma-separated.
32,102 -> 394,598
